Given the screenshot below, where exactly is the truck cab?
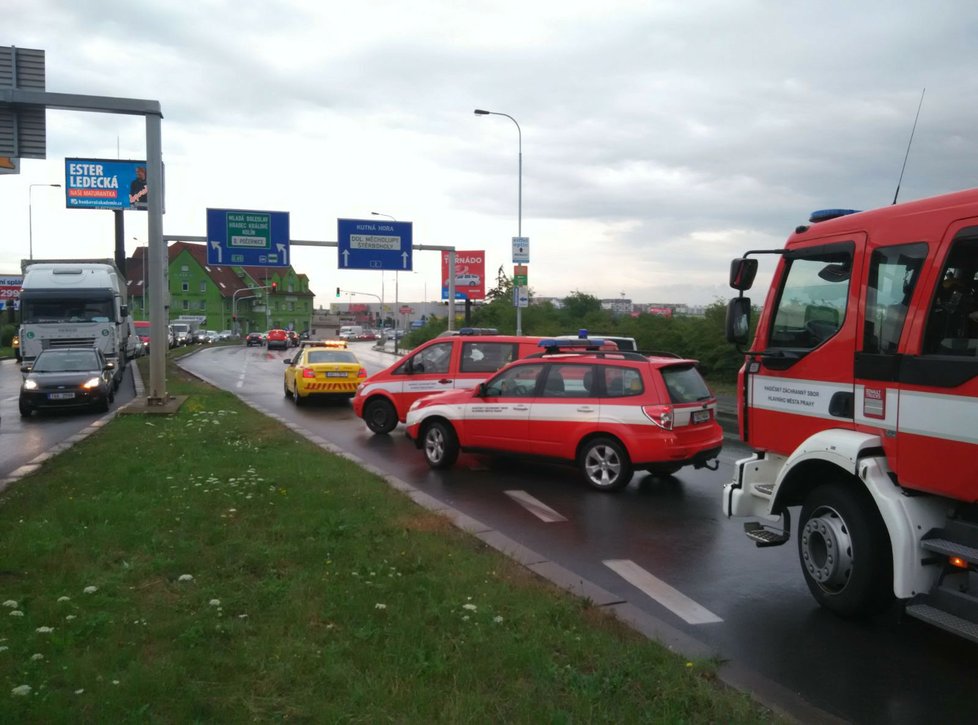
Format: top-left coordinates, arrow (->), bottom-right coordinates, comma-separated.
725,191 -> 978,642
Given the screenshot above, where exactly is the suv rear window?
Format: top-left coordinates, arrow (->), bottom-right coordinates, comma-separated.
660,364 -> 711,403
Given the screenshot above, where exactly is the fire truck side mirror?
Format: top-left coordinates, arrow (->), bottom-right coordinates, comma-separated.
726,297 -> 752,345
729,258 -> 758,291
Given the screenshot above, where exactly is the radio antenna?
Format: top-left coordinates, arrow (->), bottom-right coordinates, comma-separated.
892,88 -> 925,205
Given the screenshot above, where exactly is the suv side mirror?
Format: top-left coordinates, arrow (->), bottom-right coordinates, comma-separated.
725,297 -> 752,345
729,258 -> 758,291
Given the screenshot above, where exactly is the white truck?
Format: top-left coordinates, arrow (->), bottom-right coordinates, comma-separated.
19,259 -> 130,389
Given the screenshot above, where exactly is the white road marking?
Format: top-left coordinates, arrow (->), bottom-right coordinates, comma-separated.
603,559 -> 722,625
504,490 -> 567,523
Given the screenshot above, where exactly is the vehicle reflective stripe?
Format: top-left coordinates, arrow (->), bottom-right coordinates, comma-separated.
896,389 -> 978,445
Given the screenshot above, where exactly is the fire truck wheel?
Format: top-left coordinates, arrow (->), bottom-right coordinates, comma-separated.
423,420 -> 459,469
579,437 -> 633,491
798,483 -> 893,618
364,399 -> 397,434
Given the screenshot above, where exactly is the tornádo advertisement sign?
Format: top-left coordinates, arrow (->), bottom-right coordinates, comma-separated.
441,250 -> 485,300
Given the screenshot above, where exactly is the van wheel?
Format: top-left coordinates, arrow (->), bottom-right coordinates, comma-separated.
579,437 -> 632,491
364,398 -> 397,434
798,482 -> 893,618
423,421 -> 459,469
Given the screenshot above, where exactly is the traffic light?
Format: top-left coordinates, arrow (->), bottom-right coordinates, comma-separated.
336,286 -> 341,297
271,282 -> 277,293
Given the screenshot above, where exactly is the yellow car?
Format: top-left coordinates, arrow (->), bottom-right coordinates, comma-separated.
283,345 -> 366,405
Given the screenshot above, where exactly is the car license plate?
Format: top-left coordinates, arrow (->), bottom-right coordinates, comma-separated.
692,409 -> 710,424
49,392 -> 76,400
326,372 -> 348,378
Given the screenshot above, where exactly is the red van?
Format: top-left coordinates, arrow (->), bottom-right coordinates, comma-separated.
352,334 -> 546,434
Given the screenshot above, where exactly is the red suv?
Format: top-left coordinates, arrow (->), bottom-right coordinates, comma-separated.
405,339 -> 723,491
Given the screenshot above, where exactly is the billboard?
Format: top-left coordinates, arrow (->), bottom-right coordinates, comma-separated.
0,274 -> 23,311
64,158 -> 164,211
441,250 -> 485,300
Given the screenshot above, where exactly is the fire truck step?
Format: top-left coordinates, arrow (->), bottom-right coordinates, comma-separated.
749,482 -> 775,499
905,603 -> 978,644
744,521 -> 789,547
919,537 -> 978,565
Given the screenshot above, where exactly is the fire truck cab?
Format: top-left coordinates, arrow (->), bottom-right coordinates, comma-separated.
725,188 -> 978,643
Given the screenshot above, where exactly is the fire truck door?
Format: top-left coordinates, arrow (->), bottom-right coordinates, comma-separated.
747,240 -> 859,454
893,233 -> 978,501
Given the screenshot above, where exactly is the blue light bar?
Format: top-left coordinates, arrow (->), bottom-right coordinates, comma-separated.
809,209 -> 860,223
538,338 -> 606,349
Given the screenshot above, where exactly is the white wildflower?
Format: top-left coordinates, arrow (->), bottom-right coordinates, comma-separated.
83,586 -> 97,594
36,626 -> 53,633
75,689 -> 84,695
11,684 -> 31,696
65,615 -> 76,621
178,574 -> 194,582
30,653 -> 43,661
9,610 -> 24,617
462,615 -> 470,621
57,596 -> 70,603
2,600 -> 17,608
237,614 -> 248,619
112,680 -> 119,685
462,603 -> 477,611
209,599 -> 221,607
0,646 -> 8,652
493,616 -> 504,623
374,603 -> 387,610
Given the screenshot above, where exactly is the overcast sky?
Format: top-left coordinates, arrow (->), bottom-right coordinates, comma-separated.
5,0 -> 978,309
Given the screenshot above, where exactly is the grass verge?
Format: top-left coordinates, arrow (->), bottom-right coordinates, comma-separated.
0,356 -> 778,722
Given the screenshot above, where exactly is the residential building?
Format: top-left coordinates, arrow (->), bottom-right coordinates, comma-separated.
126,241 -> 315,334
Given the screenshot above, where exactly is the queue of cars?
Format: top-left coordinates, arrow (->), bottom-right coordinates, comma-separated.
346,331 -> 722,492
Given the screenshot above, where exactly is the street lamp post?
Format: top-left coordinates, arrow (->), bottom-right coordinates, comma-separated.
371,211 -> 403,353
28,183 -> 62,260
474,108 -> 523,335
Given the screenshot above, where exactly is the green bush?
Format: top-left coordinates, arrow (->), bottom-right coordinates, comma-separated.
0,323 -> 15,347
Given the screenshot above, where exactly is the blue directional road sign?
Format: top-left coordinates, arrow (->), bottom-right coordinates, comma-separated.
207,208 -> 290,267
337,219 -> 413,271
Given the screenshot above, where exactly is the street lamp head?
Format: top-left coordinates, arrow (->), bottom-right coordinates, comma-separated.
474,109 -> 490,115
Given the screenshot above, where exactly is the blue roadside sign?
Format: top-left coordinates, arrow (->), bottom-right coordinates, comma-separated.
206,208 -> 291,267
337,219 -> 413,271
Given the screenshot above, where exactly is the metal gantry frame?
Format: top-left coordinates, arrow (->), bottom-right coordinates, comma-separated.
1,86 -> 169,403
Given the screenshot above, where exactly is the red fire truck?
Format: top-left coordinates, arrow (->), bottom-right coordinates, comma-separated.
724,188 -> 978,643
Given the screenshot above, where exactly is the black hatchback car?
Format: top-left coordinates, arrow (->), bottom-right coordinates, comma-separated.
246,332 -> 264,347
19,347 -> 115,417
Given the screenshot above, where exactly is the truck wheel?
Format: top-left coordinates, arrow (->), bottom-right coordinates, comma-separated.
364,398 -> 397,434
423,421 -> 459,469
579,437 -> 632,491
798,483 -> 893,618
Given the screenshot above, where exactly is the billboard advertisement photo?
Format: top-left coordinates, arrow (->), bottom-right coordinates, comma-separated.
64,158 -> 164,211
441,250 -> 485,300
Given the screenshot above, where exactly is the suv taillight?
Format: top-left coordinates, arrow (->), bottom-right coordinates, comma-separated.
642,404 -> 674,430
